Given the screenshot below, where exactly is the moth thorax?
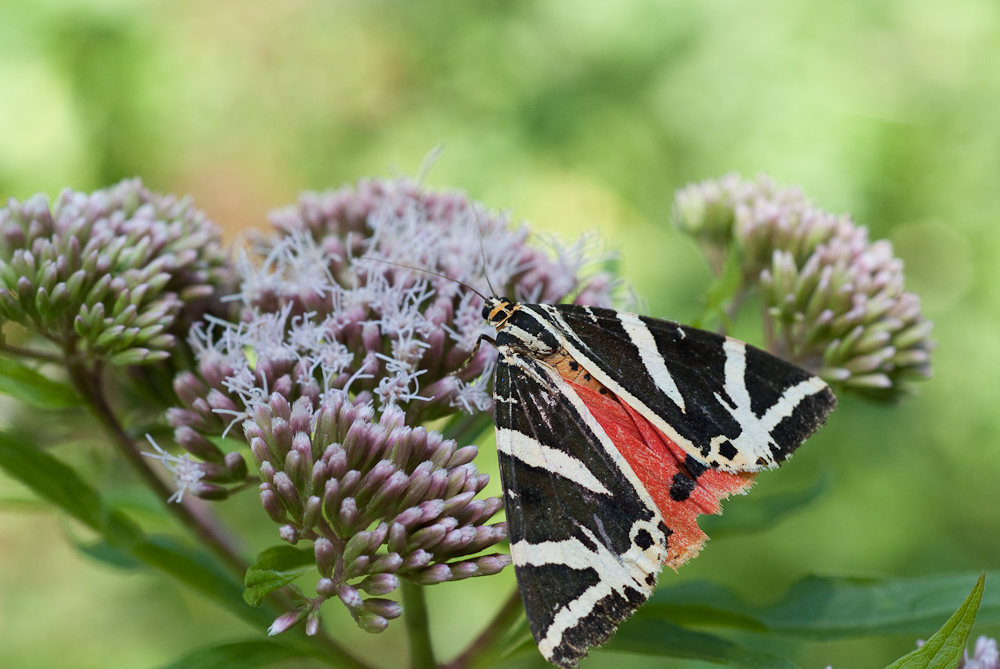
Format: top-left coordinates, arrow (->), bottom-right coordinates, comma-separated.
482,296 -> 517,329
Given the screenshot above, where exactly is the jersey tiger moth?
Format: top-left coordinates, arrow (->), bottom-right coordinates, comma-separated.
482,296 -> 836,667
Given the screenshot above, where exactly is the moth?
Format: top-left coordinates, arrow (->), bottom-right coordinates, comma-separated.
481,296 -> 836,667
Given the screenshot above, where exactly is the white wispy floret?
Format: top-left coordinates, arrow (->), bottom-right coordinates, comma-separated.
234,231 -> 336,308
448,368 -> 494,414
217,365 -> 272,435
142,435 -> 206,503
172,177 -> 619,448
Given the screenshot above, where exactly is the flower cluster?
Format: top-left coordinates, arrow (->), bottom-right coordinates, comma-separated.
251,391 -> 508,632
673,174 -> 933,400
0,178 -> 232,365
163,178 -> 617,632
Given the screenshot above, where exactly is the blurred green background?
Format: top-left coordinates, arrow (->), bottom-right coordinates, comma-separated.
1,1 -> 999,667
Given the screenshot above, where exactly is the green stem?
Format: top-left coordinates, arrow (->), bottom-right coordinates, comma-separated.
723,284 -> 746,335
66,358 -> 375,668
65,357 -> 250,575
441,588 -> 523,669
0,341 -> 63,364
442,412 -> 492,445
403,580 -> 436,669
292,631 -> 378,669
57,354 -> 379,668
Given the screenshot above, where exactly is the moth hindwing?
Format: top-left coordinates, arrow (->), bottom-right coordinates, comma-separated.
483,296 -> 836,668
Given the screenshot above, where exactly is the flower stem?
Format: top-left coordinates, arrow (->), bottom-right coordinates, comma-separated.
66,358 -> 375,668
65,357 -> 249,576
442,588 -> 524,669
442,412 -> 492,445
0,341 -> 63,364
402,580 -> 436,669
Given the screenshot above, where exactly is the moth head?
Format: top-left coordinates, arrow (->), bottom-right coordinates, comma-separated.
483,296 -> 517,330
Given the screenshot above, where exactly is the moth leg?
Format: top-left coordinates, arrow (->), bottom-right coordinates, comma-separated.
451,334 -> 498,376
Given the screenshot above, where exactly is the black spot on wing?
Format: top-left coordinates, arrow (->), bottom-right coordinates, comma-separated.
668,472 -> 696,502
718,440 -> 738,461
634,529 -> 654,550
683,454 -> 708,479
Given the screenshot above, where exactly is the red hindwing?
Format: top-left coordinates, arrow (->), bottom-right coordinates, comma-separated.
568,379 -> 756,567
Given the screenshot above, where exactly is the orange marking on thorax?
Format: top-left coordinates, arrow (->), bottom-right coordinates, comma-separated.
567,378 -> 756,569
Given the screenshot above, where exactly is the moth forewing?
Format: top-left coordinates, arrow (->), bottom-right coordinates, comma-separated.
484,294 -> 836,668
534,303 -> 836,473
492,351 -> 670,668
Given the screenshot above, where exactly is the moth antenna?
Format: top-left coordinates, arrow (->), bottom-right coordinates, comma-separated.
480,241 -> 499,298
359,256 -> 487,302
472,208 -> 500,297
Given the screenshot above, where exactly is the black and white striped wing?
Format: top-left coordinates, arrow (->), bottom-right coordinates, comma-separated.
493,349 -> 671,669
534,303 -> 836,472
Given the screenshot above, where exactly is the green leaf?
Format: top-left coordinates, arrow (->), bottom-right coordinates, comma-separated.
883,573 -> 984,669
605,618 -> 800,668
701,474 -> 830,539
136,535 -> 272,627
74,538 -> 146,570
0,356 -> 81,409
207,435 -> 253,455
0,430 -> 273,629
644,581 -> 769,633
244,545 -> 316,606
0,430 -> 141,541
158,639 -> 306,669
758,573 -> 995,640
647,572 -> 999,641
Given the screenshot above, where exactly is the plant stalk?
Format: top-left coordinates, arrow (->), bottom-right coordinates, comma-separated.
402,580 -> 436,669
66,357 -> 375,668
65,357 -> 249,575
442,588 -> 524,669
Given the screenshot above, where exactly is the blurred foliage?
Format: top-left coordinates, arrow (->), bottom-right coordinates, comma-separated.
2,0 -> 1000,667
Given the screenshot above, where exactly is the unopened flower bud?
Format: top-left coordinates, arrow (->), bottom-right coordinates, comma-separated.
358,613 -> 388,634
358,574 -> 400,596
369,552 -> 404,574
278,525 -> 299,544
362,598 -> 402,619
338,584 -> 363,611
313,538 -> 338,576
411,563 -> 452,585
268,609 -> 306,636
